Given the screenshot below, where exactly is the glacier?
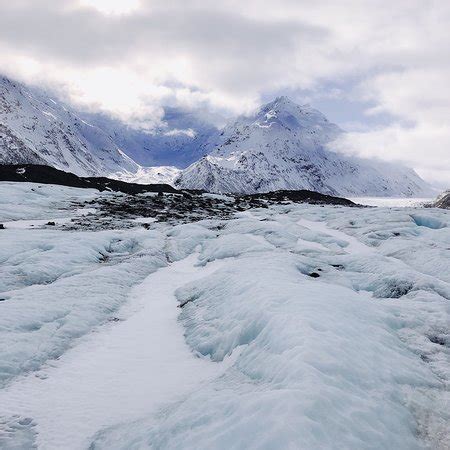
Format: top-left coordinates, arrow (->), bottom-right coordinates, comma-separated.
0,181 -> 449,449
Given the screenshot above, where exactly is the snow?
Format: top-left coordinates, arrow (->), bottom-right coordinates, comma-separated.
132,217 -> 157,224
0,183 -> 449,449
113,166 -> 181,185
350,197 -> 435,207
0,185 -> 172,387
176,97 -> 432,197
92,204 -> 449,450
1,217 -> 71,229
79,105 -> 219,168
141,260 -> 430,450
0,254 -> 234,450
297,218 -> 376,255
0,182 -> 99,222
0,73 -> 434,198
0,76 -> 139,176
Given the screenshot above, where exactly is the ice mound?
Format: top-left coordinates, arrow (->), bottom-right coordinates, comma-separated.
0,229 -> 167,386
94,252 -> 441,449
197,233 -> 273,265
411,214 -> 447,230
0,182 -> 98,222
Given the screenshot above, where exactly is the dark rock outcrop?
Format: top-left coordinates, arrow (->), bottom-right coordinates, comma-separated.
0,164 -> 178,194
429,191 -> 450,209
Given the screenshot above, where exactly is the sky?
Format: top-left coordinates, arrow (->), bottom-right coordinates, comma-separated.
0,0 -> 449,187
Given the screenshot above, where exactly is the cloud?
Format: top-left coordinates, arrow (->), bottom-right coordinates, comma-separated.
163,128 -> 196,138
79,0 -> 142,15
0,0 -> 449,185
331,122 -> 450,186
330,67 -> 450,188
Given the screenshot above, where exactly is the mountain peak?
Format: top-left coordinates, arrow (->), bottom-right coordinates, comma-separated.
247,96 -> 331,132
262,95 -> 299,112
273,95 -> 293,105
263,95 -> 311,110
178,94 -> 431,196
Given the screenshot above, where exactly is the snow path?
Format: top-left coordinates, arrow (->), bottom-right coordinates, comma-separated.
297,218 -> 376,255
0,253 -> 229,450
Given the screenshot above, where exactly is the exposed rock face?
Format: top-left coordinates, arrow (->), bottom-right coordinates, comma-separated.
0,164 -> 176,194
430,190 -> 450,209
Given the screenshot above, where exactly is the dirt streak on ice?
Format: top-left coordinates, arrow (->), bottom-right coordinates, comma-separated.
0,253 -> 231,449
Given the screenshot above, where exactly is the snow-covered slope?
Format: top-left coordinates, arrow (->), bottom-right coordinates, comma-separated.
176,96 -> 432,196
0,77 -> 434,195
114,165 -> 181,185
80,107 -> 219,168
0,76 -> 139,177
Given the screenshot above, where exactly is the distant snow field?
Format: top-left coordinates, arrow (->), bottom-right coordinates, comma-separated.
350,197 -> 435,207
0,182 -> 449,450
113,166 -> 181,186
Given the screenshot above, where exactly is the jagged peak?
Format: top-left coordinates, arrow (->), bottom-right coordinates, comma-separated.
235,96 -> 333,132
272,95 -> 294,105
260,96 -> 319,116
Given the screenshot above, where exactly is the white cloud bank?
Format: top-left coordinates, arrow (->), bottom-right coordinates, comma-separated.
0,0 -> 449,186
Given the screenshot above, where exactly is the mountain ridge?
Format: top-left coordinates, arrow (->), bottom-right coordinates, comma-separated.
0,76 -> 139,177
79,106 -> 219,168
0,75 -> 433,196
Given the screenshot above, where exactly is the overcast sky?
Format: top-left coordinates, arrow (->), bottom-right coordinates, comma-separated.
0,0 -> 449,186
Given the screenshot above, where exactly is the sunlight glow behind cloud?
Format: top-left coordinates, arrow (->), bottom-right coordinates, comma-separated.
78,0 -> 141,15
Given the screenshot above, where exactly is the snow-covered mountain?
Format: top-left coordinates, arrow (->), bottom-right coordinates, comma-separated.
0,76 -> 138,177
0,76 -> 433,196
176,96 -> 432,196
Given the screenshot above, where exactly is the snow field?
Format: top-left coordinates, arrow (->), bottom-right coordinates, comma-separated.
94,204 -> 449,449
0,183 -> 449,449
0,254 -> 233,449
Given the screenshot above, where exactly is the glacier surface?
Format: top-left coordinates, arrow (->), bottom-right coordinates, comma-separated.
0,182 -> 449,449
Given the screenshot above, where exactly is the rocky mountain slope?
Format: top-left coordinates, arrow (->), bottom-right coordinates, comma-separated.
176,97 -> 432,196
429,190 -> 450,209
0,76 -> 138,176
